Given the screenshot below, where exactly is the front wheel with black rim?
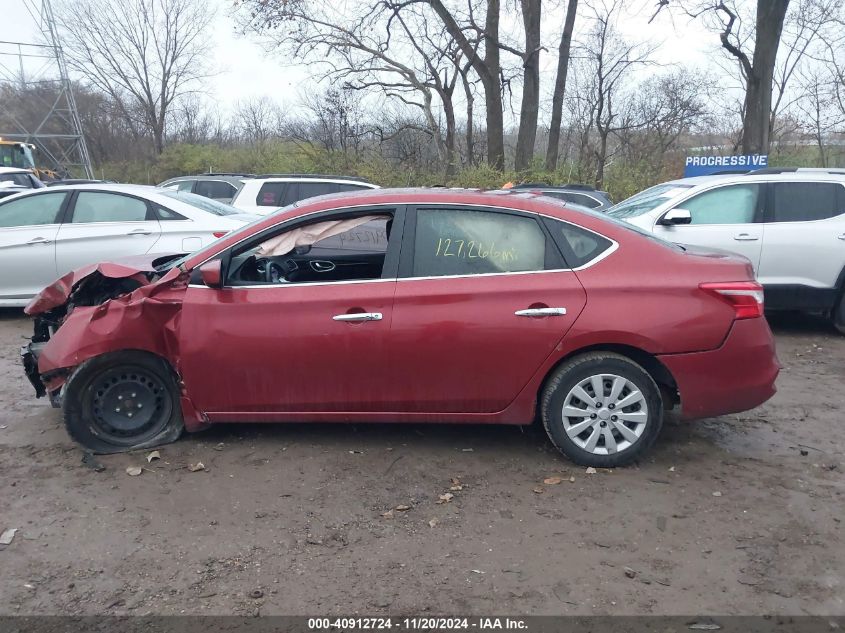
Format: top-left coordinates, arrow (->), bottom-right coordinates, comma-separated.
63,351 -> 184,453
541,352 -> 664,467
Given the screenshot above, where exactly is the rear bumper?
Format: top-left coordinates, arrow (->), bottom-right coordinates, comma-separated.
658,318 -> 780,421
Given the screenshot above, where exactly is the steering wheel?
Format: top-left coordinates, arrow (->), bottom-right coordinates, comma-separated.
258,258 -> 298,283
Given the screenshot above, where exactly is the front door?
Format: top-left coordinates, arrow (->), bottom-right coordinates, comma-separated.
55,191 -> 162,274
653,182 -> 765,272
0,191 -> 67,302
179,210 -> 402,415
386,206 -> 587,413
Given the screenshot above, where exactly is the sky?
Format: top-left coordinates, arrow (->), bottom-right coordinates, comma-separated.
1,0 -> 725,116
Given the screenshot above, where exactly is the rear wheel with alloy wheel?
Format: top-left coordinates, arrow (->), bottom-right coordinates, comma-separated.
541,352 -> 663,467
63,351 -> 184,453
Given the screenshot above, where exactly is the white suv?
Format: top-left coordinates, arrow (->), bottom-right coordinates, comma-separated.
606,168 -> 845,332
231,174 -> 379,215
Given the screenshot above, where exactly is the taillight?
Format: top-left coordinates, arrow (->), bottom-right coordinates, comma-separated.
212,231 -> 228,238
699,282 -> 764,320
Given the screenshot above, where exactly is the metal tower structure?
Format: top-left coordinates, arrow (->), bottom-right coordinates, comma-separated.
0,0 -> 93,178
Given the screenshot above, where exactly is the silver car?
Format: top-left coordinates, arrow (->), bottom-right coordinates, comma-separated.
606,169 -> 845,333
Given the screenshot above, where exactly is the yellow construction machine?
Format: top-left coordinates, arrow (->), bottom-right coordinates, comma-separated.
0,138 -> 60,181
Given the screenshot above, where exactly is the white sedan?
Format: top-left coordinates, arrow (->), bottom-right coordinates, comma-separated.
0,184 -> 258,307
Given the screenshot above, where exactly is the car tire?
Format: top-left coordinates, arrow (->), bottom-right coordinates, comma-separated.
63,351 -> 184,454
834,290 -> 845,335
541,352 -> 663,467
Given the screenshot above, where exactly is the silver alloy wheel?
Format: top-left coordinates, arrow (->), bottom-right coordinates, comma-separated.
561,373 -> 649,455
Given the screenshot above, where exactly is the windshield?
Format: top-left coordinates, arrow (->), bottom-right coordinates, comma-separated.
158,190 -> 238,216
605,183 -> 693,219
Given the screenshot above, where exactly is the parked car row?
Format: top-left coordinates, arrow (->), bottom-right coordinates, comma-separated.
159,173 -> 379,212
8,165 -> 844,464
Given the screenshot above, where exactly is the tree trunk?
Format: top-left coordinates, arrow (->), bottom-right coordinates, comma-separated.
460,66 -> 475,166
427,0 -> 504,169
740,0 -> 790,154
483,0 -> 505,170
544,0 -> 578,171
514,0 -> 542,172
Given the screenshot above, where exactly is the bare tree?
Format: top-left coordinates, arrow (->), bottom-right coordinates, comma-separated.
55,0 -> 213,154
545,0 -> 579,171
654,0 -> 790,154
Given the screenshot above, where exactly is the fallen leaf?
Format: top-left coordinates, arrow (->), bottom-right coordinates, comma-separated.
471,569 -> 485,574
395,504 -> 411,511
449,484 -> 463,491
712,491 -> 722,497
624,566 -> 637,579
461,448 -> 474,452
146,450 -> 161,463
0,528 -> 18,546
568,476 -> 576,483
125,465 -> 143,477
585,467 -> 597,474
382,510 -> 394,520
428,518 -> 439,528
450,477 -> 461,485
668,466 -> 676,472
437,492 -> 454,504
348,450 -> 363,454
532,486 -> 544,494
543,476 -> 563,485
212,443 -> 225,451
187,462 -> 205,472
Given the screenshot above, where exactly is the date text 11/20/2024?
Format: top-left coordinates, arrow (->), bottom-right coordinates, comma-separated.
308,617 -> 528,630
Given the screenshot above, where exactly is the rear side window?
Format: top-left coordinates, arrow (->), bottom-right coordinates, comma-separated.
0,192 -> 66,227
412,208 -> 546,277
72,192 -> 149,223
679,184 -> 760,224
257,182 -> 285,206
195,180 -> 237,200
770,182 -> 845,222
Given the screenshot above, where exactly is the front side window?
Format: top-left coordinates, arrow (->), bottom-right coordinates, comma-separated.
412,208 -> 546,277
676,184 -> 760,225
769,182 -> 845,222
227,213 -> 394,285
0,192 -> 66,227
71,192 -> 149,223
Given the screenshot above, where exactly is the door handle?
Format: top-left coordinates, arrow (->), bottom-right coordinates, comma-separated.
25,237 -> 51,245
733,233 -> 759,241
515,307 -> 567,317
310,260 -> 336,272
333,312 -> 383,322
127,228 -> 152,236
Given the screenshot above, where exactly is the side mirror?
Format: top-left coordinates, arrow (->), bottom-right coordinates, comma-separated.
199,259 -> 223,289
659,208 -> 692,226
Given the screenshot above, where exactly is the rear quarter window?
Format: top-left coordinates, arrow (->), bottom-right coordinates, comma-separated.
544,218 -> 614,268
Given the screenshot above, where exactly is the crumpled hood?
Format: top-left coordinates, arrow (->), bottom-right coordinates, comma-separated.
25,253 -> 181,316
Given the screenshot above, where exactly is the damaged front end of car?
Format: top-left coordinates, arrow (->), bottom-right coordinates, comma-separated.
21,254 -> 188,409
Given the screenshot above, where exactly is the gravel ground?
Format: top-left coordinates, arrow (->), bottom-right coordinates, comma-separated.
0,309 -> 843,616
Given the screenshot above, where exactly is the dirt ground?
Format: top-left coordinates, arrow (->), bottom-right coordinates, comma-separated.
0,309 -> 843,616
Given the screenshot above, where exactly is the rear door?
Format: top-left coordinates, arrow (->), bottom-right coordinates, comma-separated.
758,180 -> 845,303
653,183 -> 765,272
55,191 -> 162,273
386,205 -> 587,413
0,191 -> 66,301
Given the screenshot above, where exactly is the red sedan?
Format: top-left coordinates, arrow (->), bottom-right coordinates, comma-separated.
21,189 -> 779,466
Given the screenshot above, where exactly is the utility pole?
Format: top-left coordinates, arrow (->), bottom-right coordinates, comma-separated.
0,0 -> 93,178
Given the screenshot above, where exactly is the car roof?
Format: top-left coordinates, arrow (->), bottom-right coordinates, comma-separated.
34,183 -> 157,193
663,170 -> 845,187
